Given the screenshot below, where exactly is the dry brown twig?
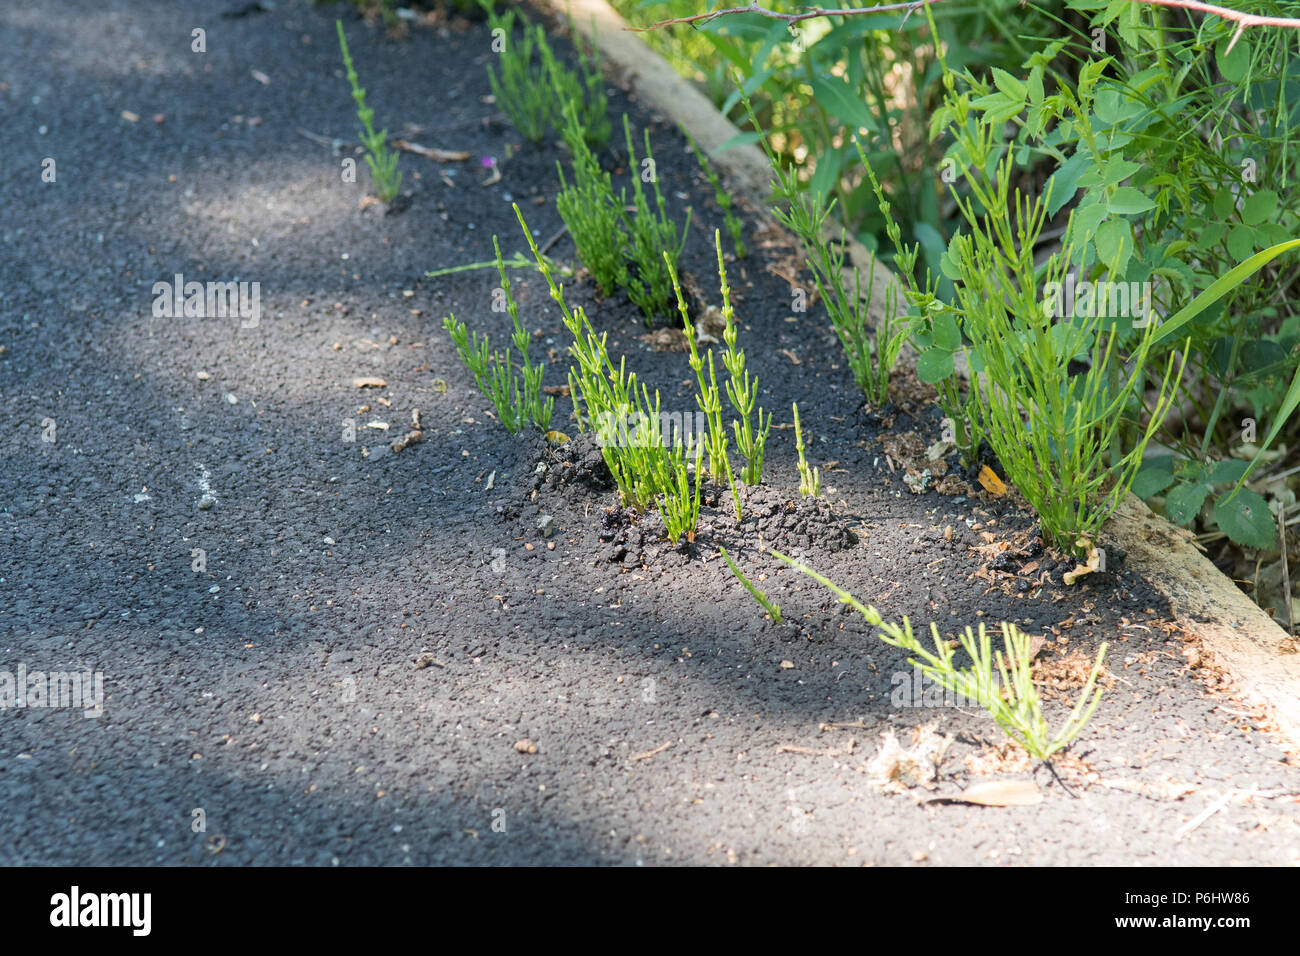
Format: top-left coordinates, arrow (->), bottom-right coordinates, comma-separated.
630,741 -> 674,761
630,0 -> 1300,55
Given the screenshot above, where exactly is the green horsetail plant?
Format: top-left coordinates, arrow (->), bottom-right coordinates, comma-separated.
945,150 -> 1184,557
741,85 -> 910,411
482,3 -> 550,142
793,403 -> 820,497
623,115 -> 691,323
556,102 -> 628,297
771,550 -> 1109,761
336,21 -> 401,202
441,239 -> 552,434
715,231 -> 771,484
515,204 -> 697,542
720,548 -> 783,624
684,128 -> 745,258
539,15 -> 610,147
667,252 -> 741,521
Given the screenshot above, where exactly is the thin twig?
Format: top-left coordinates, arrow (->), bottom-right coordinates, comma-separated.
630,0 -> 1300,54
630,740 -> 673,761
1174,789 -> 1235,840
298,127 -> 351,153
776,744 -> 839,756
540,224 -> 569,256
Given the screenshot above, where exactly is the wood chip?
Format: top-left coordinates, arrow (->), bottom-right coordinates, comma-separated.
352,377 -> 386,388
390,139 -> 470,162
933,779 -> 1043,806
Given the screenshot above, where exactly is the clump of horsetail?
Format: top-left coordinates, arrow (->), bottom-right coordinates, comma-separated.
441,236 -> 552,433
666,252 -> 741,521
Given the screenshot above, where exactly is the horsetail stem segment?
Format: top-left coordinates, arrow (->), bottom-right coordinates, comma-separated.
426,249 -> 569,280
793,402 -> 820,497
335,20 -> 401,202
715,230 -> 770,485
720,547 -> 783,624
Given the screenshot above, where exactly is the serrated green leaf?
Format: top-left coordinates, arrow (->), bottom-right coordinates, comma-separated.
1107,186 -> 1155,215
1132,464 -> 1176,498
1194,221 -> 1227,251
1046,150 -> 1090,217
1165,481 -> 1210,525
1213,488 -> 1274,549
1101,157 -> 1143,187
1094,218 -> 1132,272
1070,201 -> 1108,244
1209,459 -> 1250,484
1213,188 -> 1236,220
1027,68 -> 1044,107
990,67 -> 1027,102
